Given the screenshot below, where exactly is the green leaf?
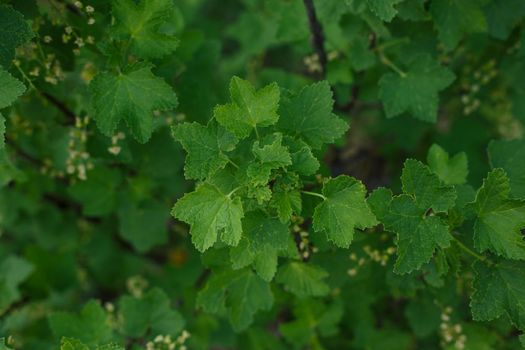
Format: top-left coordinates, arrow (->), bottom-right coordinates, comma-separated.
111,0 -> 180,59
279,299 -> 343,347
60,338 -> 125,350
0,4 -> 33,67
284,137 -> 320,176
366,0 -> 404,22
0,256 -> 33,315
471,260 -> 525,330
488,139 -> 525,199
230,211 -> 289,281
0,151 -> 25,187
275,261 -> 329,297
378,55 -> 455,122
401,159 -> 457,213
313,175 -> 378,248
381,160 -> 455,273
278,81 -> 348,149
119,288 -> 185,338
118,199 -> 169,253
214,76 -> 280,139
68,166 -> 121,217
427,144 -> 468,185
49,301 -> 111,347
197,268 -> 273,331
90,63 -> 177,143
470,169 -> 525,259
0,338 -> 12,350
367,187 -> 393,221
252,133 -> 291,166
60,338 -> 89,350
0,114 -> 4,150
386,195 -> 452,274
247,133 -> 292,184
96,344 -> 124,350
271,188 -> 302,223
173,121 -> 238,180
0,67 -> 25,109
172,183 -> 244,252
430,0 -> 488,50
404,297 -> 441,338
0,68 -> 24,163
485,0 -> 525,39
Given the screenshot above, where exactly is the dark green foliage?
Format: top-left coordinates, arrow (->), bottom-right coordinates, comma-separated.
1,0 -> 525,349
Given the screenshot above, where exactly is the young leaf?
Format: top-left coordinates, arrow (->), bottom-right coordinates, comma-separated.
60,338 -> 89,350
173,121 -> 238,180
172,183 -> 244,252
278,81 -> 348,149
118,288 -> 185,338
275,262 -> 329,297
430,0 -> 487,50
471,260 -> 525,330
197,268 -> 273,331
378,55 -> 455,122
284,137 -> 320,176
48,301 -> 111,347
90,63 -> 177,143
230,211 -> 289,281
470,169 -> 525,259
0,4 -> 33,67
271,188 -> 302,223
214,76 -> 280,139
111,0 -> 180,59
60,338 -> 124,350
313,175 -> 378,248
247,133 -> 292,184
488,139 -> 525,199
366,0 -> 403,22
427,144 -> 468,185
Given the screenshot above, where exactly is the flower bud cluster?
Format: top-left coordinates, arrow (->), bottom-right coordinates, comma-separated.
126,275 -> 149,298
108,132 -> 126,156
292,216 -> 318,260
304,53 -> 322,73
347,245 -> 396,277
146,330 -> 190,350
66,116 -> 93,181
440,306 -> 466,349
104,302 -> 119,329
461,60 -> 497,116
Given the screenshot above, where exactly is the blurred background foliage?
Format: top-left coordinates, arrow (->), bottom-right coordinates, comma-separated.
0,0 -> 524,349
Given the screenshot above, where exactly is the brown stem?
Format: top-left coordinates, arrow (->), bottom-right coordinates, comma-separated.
303,0 -> 327,76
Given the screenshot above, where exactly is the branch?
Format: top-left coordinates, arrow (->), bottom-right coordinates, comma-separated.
303,0 -> 327,76
41,92 -> 77,124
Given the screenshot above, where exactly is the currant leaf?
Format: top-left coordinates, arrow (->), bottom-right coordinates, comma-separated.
90,63 -> 177,143
172,183 -> 244,252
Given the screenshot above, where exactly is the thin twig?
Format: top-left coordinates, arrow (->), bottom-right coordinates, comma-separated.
303,0 -> 327,76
